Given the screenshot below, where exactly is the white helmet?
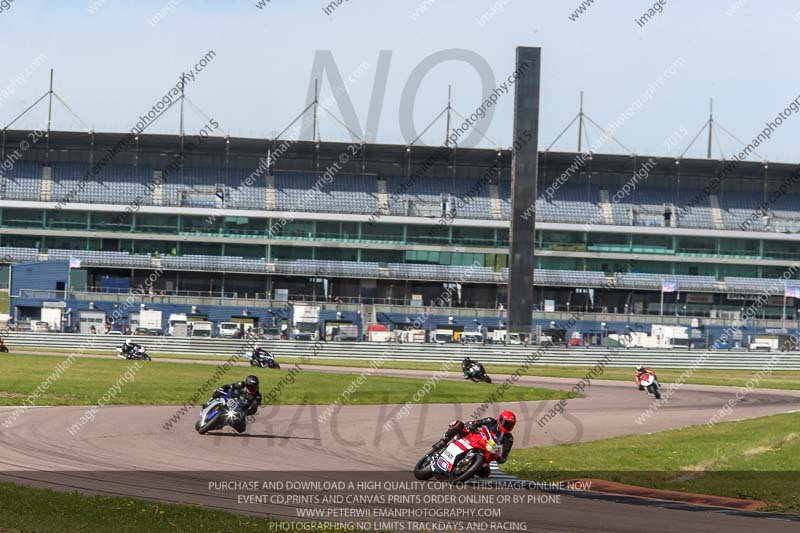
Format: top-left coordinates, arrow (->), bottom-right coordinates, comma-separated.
126,339 -> 132,345
255,344 -> 261,350
635,364 -> 644,372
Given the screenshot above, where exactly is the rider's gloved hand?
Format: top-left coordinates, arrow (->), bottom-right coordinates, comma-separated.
465,422 -> 478,432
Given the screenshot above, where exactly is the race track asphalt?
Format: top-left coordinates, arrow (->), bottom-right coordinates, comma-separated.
1,362 -> 799,532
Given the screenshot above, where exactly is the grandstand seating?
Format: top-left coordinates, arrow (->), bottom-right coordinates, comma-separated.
1,161 -> 43,201
275,173 -> 378,214
8,158 -> 800,235
50,162 -> 154,204
6,247 -> 790,296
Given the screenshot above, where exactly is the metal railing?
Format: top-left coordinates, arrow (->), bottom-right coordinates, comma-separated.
5,332 -> 800,370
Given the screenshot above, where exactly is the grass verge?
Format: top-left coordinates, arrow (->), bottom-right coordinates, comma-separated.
8,346 -> 800,390
0,353 -> 569,406
504,412 -> 800,514
0,482 -> 351,533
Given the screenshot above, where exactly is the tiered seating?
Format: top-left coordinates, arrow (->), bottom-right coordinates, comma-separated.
275,173 -> 378,214
718,191 -> 800,232
386,176 -> 493,218
226,168 -> 265,209
51,162 -> 154,205
497,182 -> 602,223
161,255 -> 266,273
1,161 -> 42,201
388,263 -> 501,282
724,276 -> 793,293
614,272 -> 718,291
14,156 -> 800,234
0,246 -> 39,262
163,167 -> 225,207
7,246 -> 799,297
611,188 -> 715,229
274,259 -> 380,277
48,249 -> 153,268
533,269 -> 607,286
544,184 -> 603,223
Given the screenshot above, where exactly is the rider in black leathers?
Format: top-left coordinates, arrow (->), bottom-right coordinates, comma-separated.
461,357 -> 486,379
204,375 -> 262,432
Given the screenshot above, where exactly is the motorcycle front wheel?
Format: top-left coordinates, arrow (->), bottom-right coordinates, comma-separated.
648,385 -> 661,399
481,375 -> 492,384
196,409 -> 220,435
413,451 -> 435,480
449,452 -> 486,484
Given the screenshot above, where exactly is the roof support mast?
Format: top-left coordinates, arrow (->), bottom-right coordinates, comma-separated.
577,91 -> 584,152
46,69 -> 54,164
706,98 -> 713,159
445,85 -> 452,144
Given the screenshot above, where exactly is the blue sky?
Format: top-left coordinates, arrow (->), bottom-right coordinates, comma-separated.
1,0 -> 799,161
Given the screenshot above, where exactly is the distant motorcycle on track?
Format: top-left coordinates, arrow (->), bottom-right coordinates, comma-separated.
245,351 -> 280,369
116,346 -> 151,361
639,371 -> 661,399
462,357 -> 491,383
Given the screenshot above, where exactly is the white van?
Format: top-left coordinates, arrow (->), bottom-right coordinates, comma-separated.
218,322 -> 241,339
460,331 -> 485,344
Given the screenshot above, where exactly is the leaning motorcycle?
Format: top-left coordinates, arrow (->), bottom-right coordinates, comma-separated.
245,351 -> 280,369
195,391 -> 244,435
464,362 -> 491,383
414,426 -> 500,483
116,346 -> 151,361
640,371 -> 661,399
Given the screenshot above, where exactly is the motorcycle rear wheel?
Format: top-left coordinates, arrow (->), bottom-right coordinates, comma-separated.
449,452 -> 486,484
413,451 -> 435,480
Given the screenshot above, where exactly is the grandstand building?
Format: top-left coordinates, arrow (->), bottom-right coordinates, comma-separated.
2,129 -> 800,338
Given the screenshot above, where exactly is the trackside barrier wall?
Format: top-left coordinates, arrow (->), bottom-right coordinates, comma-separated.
5,333 -> 800,370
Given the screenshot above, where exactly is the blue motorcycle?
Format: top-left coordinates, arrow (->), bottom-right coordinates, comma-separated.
246,351 -> 280,369
195,391 -> 244,435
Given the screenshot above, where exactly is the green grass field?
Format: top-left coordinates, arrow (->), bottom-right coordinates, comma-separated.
504,412 -> 800,514
0,483 -> 357,533
0,353 -> 570,406
9,346 -> 800,391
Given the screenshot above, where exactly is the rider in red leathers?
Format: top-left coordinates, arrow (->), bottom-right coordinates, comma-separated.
634,364 -> 656,391
432,410 -> 516,477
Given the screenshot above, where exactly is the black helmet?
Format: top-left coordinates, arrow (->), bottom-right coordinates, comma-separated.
245,375 -> 260,394
462,357 -> 472,365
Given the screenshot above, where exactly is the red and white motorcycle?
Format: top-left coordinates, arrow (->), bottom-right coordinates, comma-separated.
639,371 -> 661,399
414,426 -> 500,483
